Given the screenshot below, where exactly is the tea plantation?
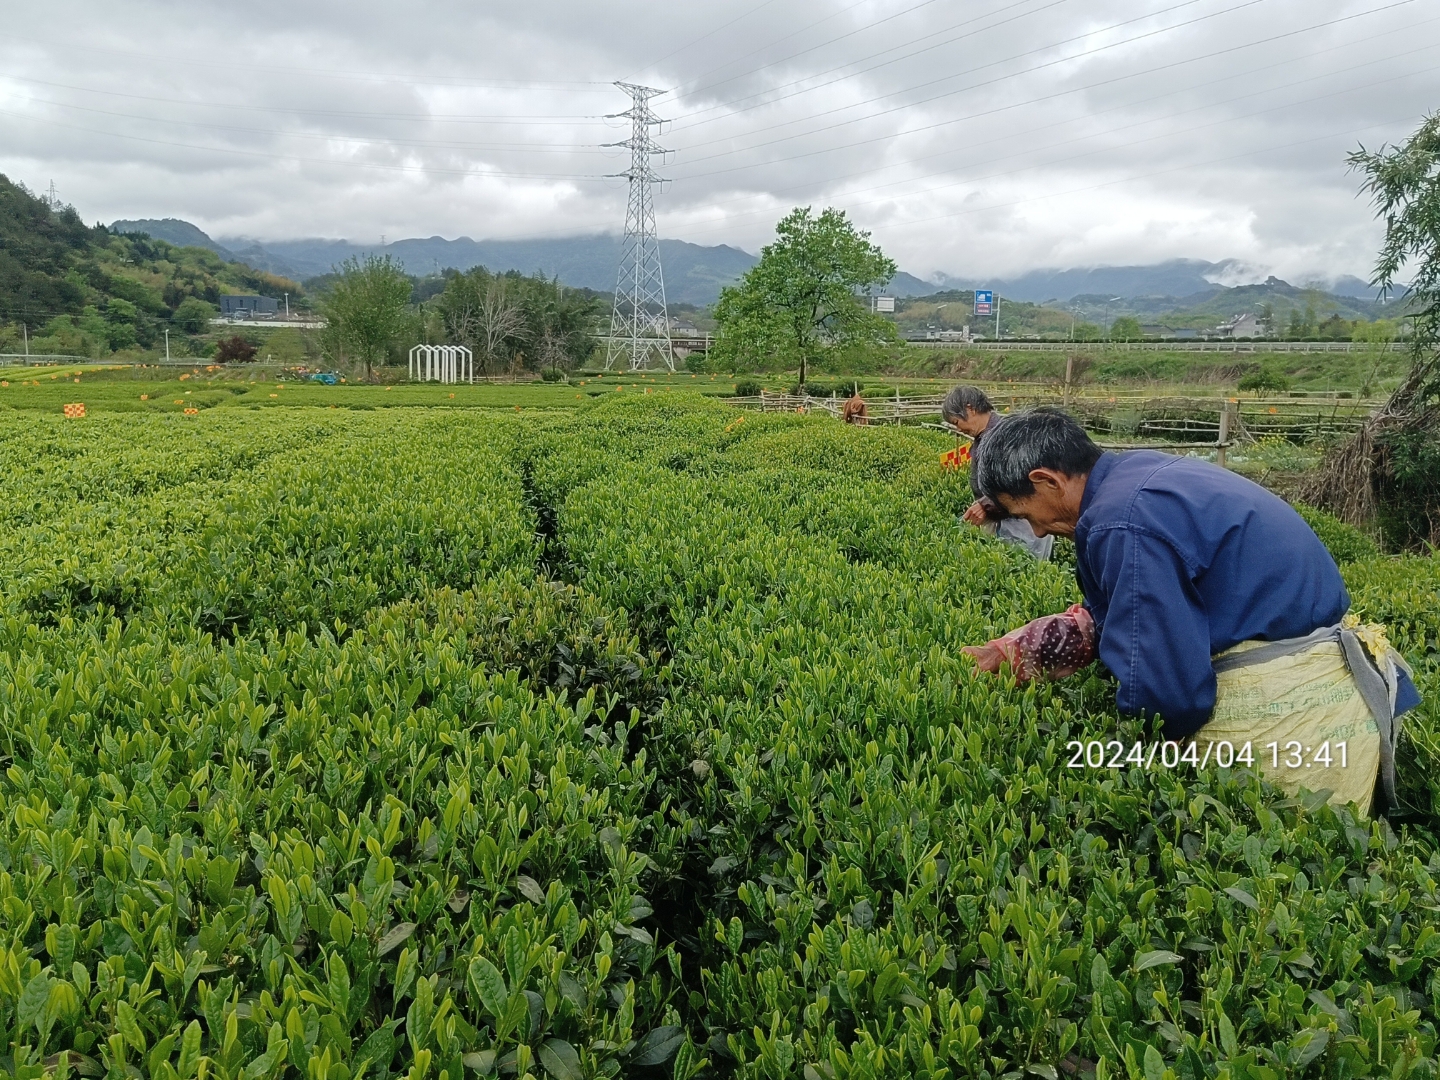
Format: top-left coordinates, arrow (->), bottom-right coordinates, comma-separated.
0,396 -> 1437,1080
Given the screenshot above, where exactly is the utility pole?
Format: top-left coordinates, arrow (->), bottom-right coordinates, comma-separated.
22,322 -> 29,357
164,328 -> 170,362
995,294 -> 1000,341
284,292 -> 290,318
605,82 -> 674,372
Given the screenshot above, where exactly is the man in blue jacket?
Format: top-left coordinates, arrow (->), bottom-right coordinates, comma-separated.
966,408 -> 1419,814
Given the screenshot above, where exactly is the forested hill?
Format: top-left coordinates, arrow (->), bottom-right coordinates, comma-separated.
0,174 -> 300,357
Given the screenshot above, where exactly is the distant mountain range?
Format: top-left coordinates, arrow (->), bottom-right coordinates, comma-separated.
932,258 -> 1381,303
113,220 -> 739,304
112,219 -> 940,304
110,220 -> 1389,313
1078,277 -> 1398,324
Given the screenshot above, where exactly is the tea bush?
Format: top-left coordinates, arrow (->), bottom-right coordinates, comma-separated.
0,398 -> 1435,1080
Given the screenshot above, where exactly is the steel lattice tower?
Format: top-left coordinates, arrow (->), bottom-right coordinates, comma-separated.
605,82 -> 674,372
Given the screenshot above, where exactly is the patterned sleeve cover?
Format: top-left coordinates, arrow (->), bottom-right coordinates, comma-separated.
962,604 -> 1096,681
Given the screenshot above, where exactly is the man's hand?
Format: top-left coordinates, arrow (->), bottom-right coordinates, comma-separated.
963,605 -> 1096,682
961,501 -> 990,526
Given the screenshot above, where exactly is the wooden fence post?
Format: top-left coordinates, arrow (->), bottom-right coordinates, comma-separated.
1217,400 -> 1236,468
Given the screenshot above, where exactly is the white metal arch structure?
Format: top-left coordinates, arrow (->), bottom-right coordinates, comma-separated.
408,344 -> 473,384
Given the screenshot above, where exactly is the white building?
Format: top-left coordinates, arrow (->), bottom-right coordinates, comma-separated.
1217,313 -> 1265,338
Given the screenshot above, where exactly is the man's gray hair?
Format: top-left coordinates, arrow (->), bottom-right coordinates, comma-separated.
973,408 -> 1103,500
940,385 -> 993,422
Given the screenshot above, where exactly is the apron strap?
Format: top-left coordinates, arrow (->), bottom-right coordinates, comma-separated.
1337,629 -> 1402,812
1211,624 -> 1341,673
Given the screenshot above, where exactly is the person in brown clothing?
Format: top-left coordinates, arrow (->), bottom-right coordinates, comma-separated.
841,393 -> 869,425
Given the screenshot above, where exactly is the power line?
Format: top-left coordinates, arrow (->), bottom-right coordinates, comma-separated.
0,109 -> 613,182
856,115 -> 1425,234
671,107 -> 1423,246
2,32 -> 615,89
667,0 -> 1415,178
623,0 -> 788,81
0,74 -> 611,125
669,59 -> 1431,239
674,20 -> 1438,228
674,0 -> 1071,126
678,0 -> 959,102
675,0 -> 925,94
8,94 -> 623,155
669,0 -> 1278,166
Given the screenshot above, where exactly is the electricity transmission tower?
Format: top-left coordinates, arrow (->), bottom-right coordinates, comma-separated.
605,82 -> 674,372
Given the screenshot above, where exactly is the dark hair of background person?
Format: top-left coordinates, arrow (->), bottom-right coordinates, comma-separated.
940,385 -> 993,422
973,407 -> 1104,500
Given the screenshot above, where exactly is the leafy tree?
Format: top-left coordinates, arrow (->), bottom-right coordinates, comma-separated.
1286,303 -> 1318,339
436,268 -> 598,375
1305,113 -> 1440,547
1109,315 -> 1142,341
712,207 -> 898,385
1352,318 -> 1397,344
516,276 -> 600,375
104,298 -> 138,350
322,255 -> 413,379
214,335 -> 258,363
1238,366 -> 1290,394
473,278 -> 525,374
172,297 -> 216,334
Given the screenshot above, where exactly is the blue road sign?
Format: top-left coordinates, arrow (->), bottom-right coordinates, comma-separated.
974,289 -> 993,316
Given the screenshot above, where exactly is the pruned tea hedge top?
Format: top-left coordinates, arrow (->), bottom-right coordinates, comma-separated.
0,397 -> 1434,1080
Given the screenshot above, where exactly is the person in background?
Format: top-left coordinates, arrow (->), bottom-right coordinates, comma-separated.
963,408 -> 1420,816
940,385 -> 1054,561
841,392 -> 869,425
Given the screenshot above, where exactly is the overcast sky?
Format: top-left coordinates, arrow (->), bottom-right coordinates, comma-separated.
2,0 -> 1436,282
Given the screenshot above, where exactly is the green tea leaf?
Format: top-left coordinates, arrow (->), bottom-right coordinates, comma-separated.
178,1020 -> 203,1080
1133,950 -> 1182,972
1292,1027 -> 1330,1068
538,1039 -> 582,1080
17,973 -> 50,1032
377,922 -> 416,957
1224,886 -> 1259,910
632,1025 -> 684,1067
468,957 -> 507,1018
1142,1045 -> 1165,1080
515,876 -> 546,905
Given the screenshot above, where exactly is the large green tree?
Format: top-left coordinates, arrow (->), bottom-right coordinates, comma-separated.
712,207 -> 898,385
1306,113 -> 1440,546
322,254 -> 413,379
437,268 -> 522,375
1109,315 -> 1142,341
436,267 -> 599,375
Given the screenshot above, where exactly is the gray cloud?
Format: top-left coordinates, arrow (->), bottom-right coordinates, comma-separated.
2,0 -> 1434,283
